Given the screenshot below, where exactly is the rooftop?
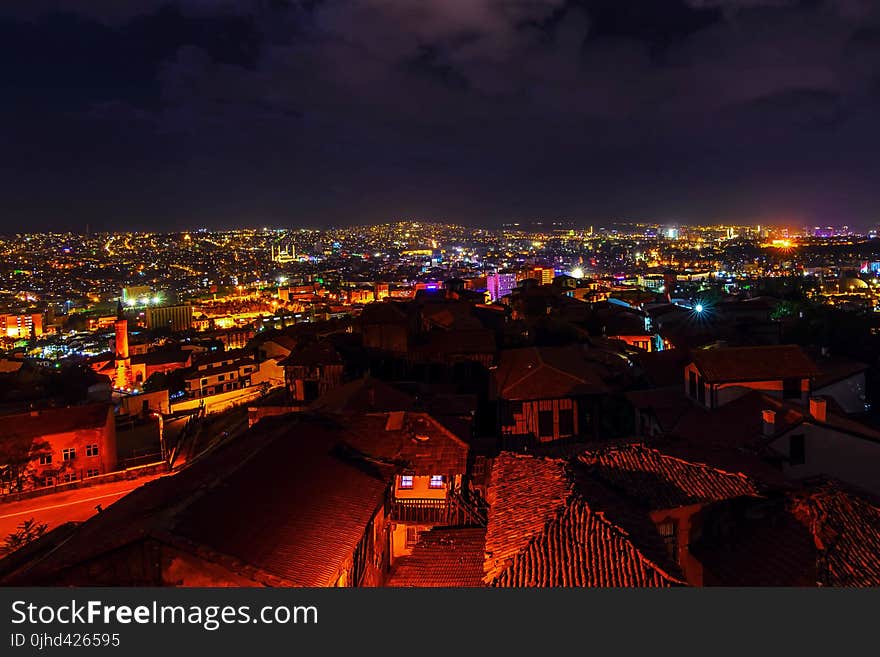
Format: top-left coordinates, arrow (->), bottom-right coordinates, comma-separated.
492,345 -> 611,400
690,345 -> 820,383
2,403 -> 111,443
386,528 -> 486,587
2,414 -> 397,586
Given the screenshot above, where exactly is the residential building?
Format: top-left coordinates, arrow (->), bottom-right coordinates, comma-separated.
0,403 -> 117,494
685,345 -> 820,409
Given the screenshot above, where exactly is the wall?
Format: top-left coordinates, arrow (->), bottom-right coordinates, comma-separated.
501,398 -> 578,441
684,363 -> 809,408
251,358 -> 286,388
172,384 -> 276,415
650,504 -> 705,586
394,474 -> 448,500
117,389 -> 170,416
771,423 -> 880,496
28,408 -> 118,488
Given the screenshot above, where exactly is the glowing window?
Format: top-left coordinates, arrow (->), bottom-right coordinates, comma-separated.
399,475 -> 414,489
429,475 -> 444,489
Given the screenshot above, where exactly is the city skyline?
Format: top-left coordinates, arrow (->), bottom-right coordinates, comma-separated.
3,1 -> 880,231
3,0 -> 880,602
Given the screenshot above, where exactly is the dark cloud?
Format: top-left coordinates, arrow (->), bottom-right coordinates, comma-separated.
1,0 -> 879,230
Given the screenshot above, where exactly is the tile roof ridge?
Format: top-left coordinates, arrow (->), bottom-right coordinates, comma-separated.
582,442 -> 761,488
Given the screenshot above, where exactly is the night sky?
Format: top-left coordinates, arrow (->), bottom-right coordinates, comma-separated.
2,1 -> 879,232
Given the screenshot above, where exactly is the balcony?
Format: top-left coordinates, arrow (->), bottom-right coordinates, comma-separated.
389,490 -> 487,527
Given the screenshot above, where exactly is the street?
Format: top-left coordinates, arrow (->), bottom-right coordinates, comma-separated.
0,474 -> 166,542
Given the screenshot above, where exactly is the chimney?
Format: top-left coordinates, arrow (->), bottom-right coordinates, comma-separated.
762,410 -> 776,437
809,397 -> 827,423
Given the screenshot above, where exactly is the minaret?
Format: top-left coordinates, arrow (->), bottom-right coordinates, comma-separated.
114,301 -> 132,389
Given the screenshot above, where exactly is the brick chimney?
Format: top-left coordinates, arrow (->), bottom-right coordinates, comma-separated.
809,397 -> 827,423
762,410 -> 776,437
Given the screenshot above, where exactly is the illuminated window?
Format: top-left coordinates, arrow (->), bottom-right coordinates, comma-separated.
399,475 -> 414,489
38,454 -> 52,465
62,448 -> 76,461
429,475 -> 444,489
86,444 -> 99,457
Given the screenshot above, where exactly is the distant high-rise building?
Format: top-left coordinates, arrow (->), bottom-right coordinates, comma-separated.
0,313 -> 43,339
487,272 -> 517,301
525,266 -> 554,285
146,304 -> 193,332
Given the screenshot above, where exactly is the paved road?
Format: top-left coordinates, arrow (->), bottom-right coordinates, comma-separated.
0,474 -> 165,540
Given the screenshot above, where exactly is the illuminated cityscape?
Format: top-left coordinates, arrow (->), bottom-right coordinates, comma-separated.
2,1 -> 880,594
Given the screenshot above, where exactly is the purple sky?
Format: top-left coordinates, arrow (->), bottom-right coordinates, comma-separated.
1,0 -> 879,231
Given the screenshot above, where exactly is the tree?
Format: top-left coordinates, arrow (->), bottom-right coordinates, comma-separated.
0,438 -> 51,494
2,518 -> 48,555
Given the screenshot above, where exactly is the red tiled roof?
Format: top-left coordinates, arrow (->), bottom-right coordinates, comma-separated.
412,328 -> 496,359
309,377 -> 416,414
672,391 -> 804,449
672,390 -> 880,449
483,443 -> 766,587
689,495 -> 819,586
792,483 -> 880,587
690,345 -> 819,383
483,454 -> 571,583
340,412 -> 469,474
812,356 -> 869,389
692,482 -> 880,587
2,403 -> 111,443
173,419 -> 390,586
492,346 -> 611,400
625,386 -> 692,433
2,414 -> 395,587
279,340 -> 343,366
579,443 -> 762,510
490,499 -> 682,587
635,349 -> 690,387
386,528 -> 486,587
483,452 -> 685,587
